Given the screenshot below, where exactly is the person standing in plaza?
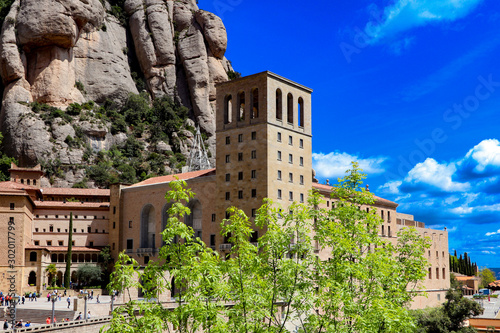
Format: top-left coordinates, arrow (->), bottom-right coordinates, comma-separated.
67,296 -> 71,309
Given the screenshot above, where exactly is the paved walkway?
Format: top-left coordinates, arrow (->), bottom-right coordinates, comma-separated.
470,291 -> 500,318
14,295 -> 113,311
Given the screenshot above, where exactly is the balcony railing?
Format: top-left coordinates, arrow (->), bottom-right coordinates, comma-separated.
219,243 -> 232,251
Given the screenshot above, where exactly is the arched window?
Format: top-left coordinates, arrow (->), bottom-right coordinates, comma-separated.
287,93 -> 293,124
58,254 -> 64,262
29,251 -> 37,262
91,254 -> 97,262
224,95 -> 232,124
276,89 -> 282,120
141,204 -> 156,249
298,97 -> 304,128
51,254 -> 57,263
85,254 -> 91,262
71,271 -> 77,283
251,88 -> 259,119
28,271 -> 36,286
78,254 -> 84,262
57,271 -> 63,286
72,253 -> 77,262
237,91 -> 245,121
186,199 -> 203,240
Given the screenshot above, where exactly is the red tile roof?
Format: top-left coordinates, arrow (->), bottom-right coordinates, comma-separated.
132,168 -> 216,186
34,201 -> 109,209
0,181 -> 38,191
41,188 -> 110,196
25,245 -> 101,252
312,183 -> 398,207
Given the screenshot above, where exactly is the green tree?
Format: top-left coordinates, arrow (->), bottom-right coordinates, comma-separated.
45,264 -> 57,287
413,288 -> 483,332
480,268 -> 496,288
76,264 -> 103,286
106,164 -> 430,333
64,212 -> 73,288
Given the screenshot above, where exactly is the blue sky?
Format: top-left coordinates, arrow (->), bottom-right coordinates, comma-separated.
200,0 -> 500,267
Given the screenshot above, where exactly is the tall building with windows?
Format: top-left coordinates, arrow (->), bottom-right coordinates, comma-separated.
214,72 -> 313,249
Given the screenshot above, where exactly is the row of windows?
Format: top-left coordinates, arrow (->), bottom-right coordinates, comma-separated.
277,133 -> 304,148
277,171 -> 304,185
34,227 -> 106,233
429,267 -> 446,280
225,170 -> 257,181
429,250 -> 446,259
18,179 -> 37,186
275,89 -> 305,128
225,151 -> 258,163
224,89 -> 260,124
277,151 -> 304,165
35,215 -> 106,219
277,190 -> 304,202
225,131 -> 257,144
225,189 -> 257,200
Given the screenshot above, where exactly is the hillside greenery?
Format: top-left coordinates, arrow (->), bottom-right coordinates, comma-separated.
28,92 -> 197,188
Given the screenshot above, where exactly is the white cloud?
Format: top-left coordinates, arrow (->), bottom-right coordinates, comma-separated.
366,0 -> 483,43
482,250 -> 496,254
405,158 -> 470,192
378,180 -> 402,194
463,139 -> 500,173
312,152 -> 386,179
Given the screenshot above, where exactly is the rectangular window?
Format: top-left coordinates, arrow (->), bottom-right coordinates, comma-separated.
251,170 -> 256,179
129,221 -> 132,228
238,190 -> 243,199
226,136 -> 230,144
251,189 -> 256,198
277,132 -> 282,142
238,152 -> 243,161
225,154 -> 230,163
225,211 -> 230,219
299,157 -> 304,166
34,240 -> 39,246
288,136 -> 293,145
58,241 -> 63,246
35,228 -> 39,232
127,239 -> 133,250
89,241 -> 94,247
251,150 -> 256,159
442,267 -> 446,280
212,214 -> 216,222
289,191 -> 293,201
9,203 -> 14,210
225,173 -> 230,181
300,193 -> 304,203
300,175 -> 304,185
289,172 -> 293,183
251,209 -> 256,218
47,241 -> 52,246
251,131 -> 256,140
113,222 -> 116,229
72,241 -> 75,246
278,189 -> 282,199
289,154 -> 293,164
278,170 -> 282,180
87,226 -> 91,233
210,234 -> 216,246
436,267 -> 439,279
113,206 -> 116,214
277,151 -> 282,161
238,134 -> 243,142
299,139 -> 303,148
33,179 -> 36,185
238,172 -> 243,180
112,243 -> 115,250
225,192 -> 230,200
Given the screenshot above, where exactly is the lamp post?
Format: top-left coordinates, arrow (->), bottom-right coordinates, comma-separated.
110,290 -> 114,313
11,295 -> 20,330
51,294 -> 57,326
83,291 -> 88,321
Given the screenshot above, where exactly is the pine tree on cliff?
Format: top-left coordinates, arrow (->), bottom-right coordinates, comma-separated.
64,212 -> 73,288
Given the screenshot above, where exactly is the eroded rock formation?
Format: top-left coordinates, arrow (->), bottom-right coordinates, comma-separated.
0,0 -> 231,174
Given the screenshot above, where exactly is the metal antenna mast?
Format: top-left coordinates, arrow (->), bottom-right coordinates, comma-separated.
187,126 -> 211,172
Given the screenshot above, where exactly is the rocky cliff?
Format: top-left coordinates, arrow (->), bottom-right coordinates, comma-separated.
0,0 -> 233,187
